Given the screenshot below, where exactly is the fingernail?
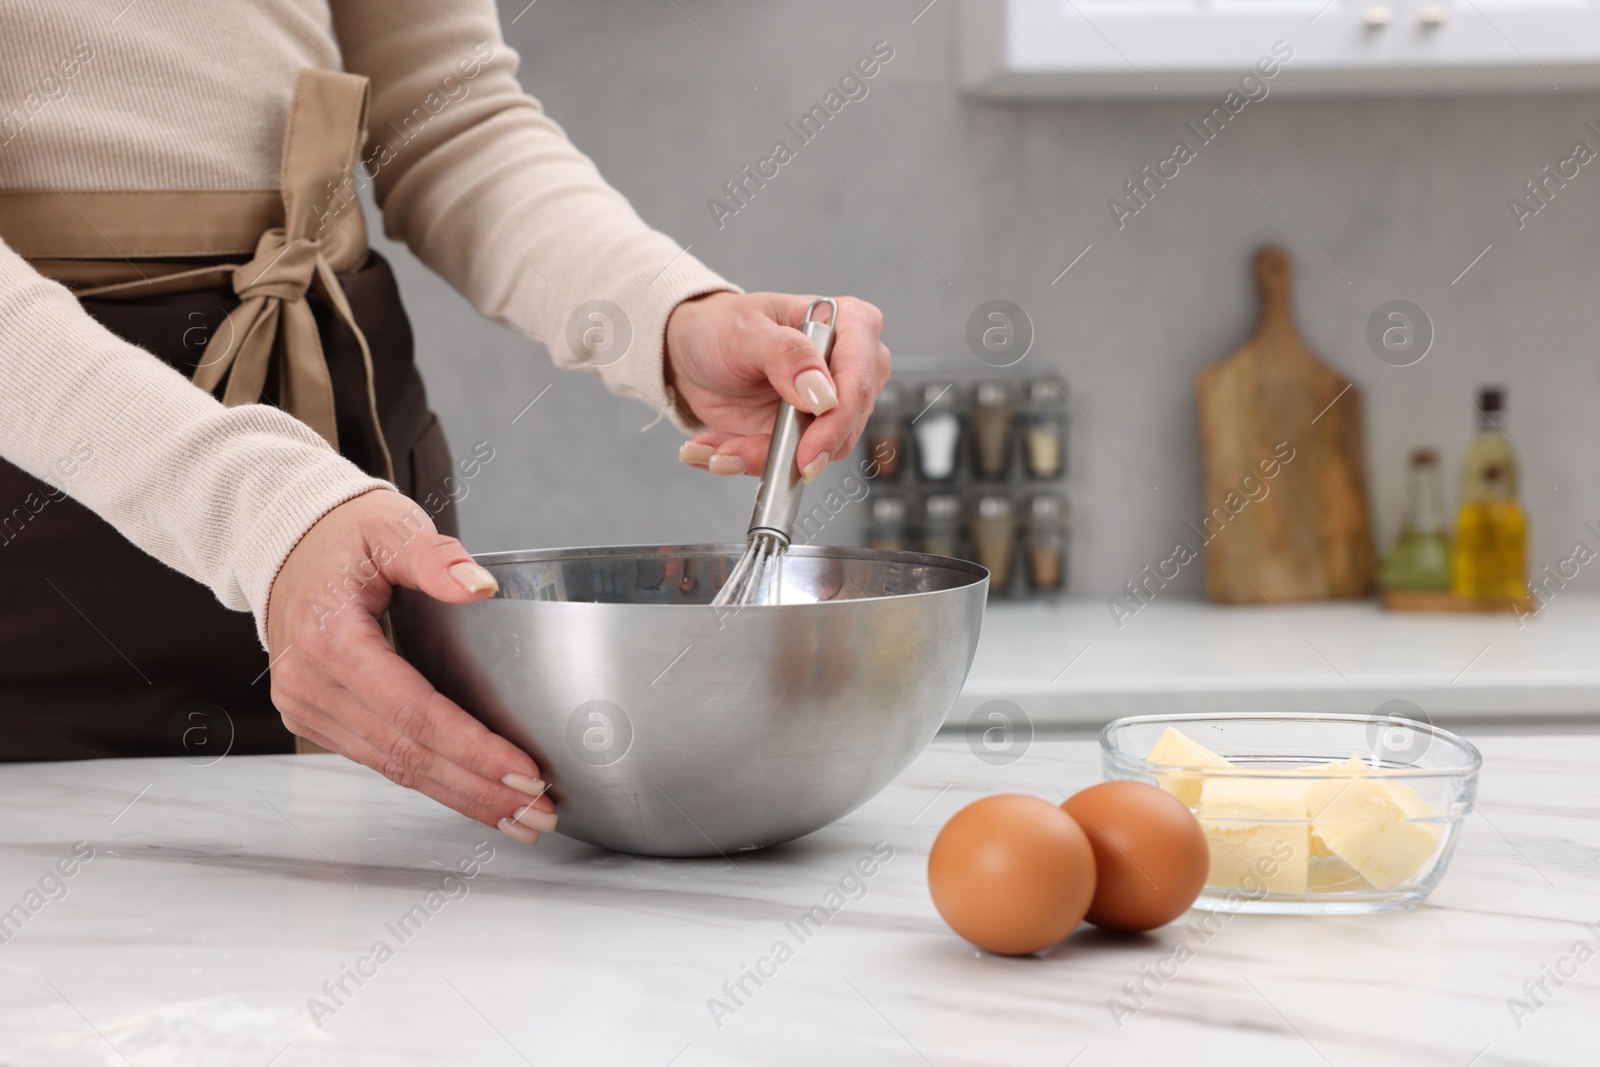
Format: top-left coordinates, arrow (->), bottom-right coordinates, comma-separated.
501,773 -> 547,798
679,442 -> 716,467
709,454 -> 747,476
801,451 -> 830,483
448,561 -> 498,594
795,369 -> 839,415
513,802 -> 558,833
497,818 -> 540,845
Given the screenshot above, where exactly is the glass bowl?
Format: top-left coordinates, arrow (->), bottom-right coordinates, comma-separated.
1100,713 -> 1481,914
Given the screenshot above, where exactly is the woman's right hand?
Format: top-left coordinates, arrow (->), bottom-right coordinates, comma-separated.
265,488 -> 555,845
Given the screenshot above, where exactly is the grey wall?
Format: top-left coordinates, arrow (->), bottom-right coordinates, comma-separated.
369,0 -> 1600,598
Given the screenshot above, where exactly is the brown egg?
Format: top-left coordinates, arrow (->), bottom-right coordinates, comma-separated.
928,794 -> 1097,956
1062,780 -> 1208,933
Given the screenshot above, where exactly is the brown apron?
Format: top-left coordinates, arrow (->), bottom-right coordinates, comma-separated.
0,71 -> 458,761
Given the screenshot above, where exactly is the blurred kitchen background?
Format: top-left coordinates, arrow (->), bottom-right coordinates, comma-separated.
366,0 -> 1600,728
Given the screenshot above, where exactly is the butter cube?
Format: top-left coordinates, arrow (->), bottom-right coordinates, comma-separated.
1298,757 -> 1348,859
1303,757 -> 1440,890
1146,726 -> 1234,806
1196,778 -> 1310,896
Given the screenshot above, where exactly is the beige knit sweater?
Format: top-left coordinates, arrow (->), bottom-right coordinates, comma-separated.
0,0 -> 732,644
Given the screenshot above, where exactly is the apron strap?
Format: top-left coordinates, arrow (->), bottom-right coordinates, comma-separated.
0,190 -> 284,260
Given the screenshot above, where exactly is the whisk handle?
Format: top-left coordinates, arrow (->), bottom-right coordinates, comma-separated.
746,298 -> 837,542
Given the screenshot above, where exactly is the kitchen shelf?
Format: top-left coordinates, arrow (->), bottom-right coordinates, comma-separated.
961,0 -> 1600,99
951,592 -> 1600,731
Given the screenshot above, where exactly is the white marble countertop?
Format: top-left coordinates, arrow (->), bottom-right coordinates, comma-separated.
0,735 -> 1594,1066
957,594 -> 1600,731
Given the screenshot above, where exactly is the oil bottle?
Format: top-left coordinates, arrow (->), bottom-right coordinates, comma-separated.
1382,448 -> 1451,590
1451,388 -> 1527,600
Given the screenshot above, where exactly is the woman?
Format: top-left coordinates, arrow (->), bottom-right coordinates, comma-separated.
0,2 -> 889,846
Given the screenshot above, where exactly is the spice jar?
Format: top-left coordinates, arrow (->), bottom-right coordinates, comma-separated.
1025,492 -> 1068,592
972,494 -> 1016,591
969,381 -> 1013,480
1020,378 -> 1067,479
867,494 -> 909,552
911,383 -> 961,482
865,380 -> 904,480
921,493 -> 962,559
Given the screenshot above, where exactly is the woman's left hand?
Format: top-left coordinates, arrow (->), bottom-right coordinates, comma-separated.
665,291 -> 889,482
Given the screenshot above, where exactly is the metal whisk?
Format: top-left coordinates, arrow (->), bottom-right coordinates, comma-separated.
712,298 -> 838,608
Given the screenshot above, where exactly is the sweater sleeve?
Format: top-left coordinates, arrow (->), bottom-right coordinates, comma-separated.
0,239 -> 391,646
329,0 -> 737,432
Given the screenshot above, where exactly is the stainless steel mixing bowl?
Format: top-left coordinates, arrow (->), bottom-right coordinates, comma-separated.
390,544 -> 987,857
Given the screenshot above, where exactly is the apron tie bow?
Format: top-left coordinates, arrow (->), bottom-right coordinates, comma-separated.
193,228 -> 357,456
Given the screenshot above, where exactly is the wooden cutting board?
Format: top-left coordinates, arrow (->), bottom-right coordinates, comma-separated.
1195,247 -> 1375,603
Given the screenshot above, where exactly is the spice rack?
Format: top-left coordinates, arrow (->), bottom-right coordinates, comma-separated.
857,376 -> 1070,598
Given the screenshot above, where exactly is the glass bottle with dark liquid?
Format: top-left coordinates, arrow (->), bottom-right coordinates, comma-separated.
1451,388 -> 1526,601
